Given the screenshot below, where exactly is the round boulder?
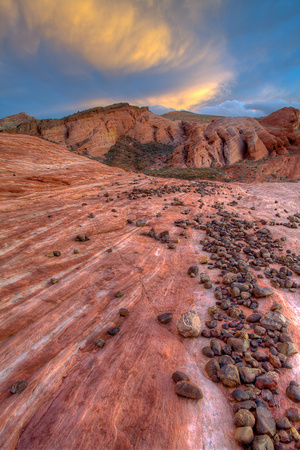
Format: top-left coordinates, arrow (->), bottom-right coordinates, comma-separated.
177,310 -> 201,337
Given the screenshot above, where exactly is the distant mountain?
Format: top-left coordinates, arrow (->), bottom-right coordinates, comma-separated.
0,112 -> 36,131
162,110 -> 223,123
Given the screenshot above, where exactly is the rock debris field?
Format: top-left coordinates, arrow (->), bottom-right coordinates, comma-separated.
0,134 -> 299,449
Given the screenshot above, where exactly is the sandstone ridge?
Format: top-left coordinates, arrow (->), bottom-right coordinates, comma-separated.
1,105 -> 299,169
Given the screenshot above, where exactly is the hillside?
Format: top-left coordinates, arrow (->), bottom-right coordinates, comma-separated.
1,104 -> 300,183
162,110 -> 223,123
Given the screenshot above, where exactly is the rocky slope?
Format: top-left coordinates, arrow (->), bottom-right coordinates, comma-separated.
0,133 -> 299,449
1,105 -> 299,171
0,112 -> 36,131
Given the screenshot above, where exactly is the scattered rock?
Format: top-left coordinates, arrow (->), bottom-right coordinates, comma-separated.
172,372 -> 190,383
286,407 -> 300,422
188,266 -> 198,277
157,313 -> 173,324
96,339 -> 105,348
234,426 -> 254,445
252,434 -> 274,450
205,359 -> 220,383
11,380 -> 28,394
218,364 -> 241,388
75,234 -> 89,241
175,381 -> 203,400
177,310 -> 201,337
115,291 -> 123,298
136,219 -> 147,227
119,308 -> 129,317
199,255 -> 209,264
255,372 -> 279,391
233,409 -> 256,427
286,382 -> 300,403
107,325 -> 120,336
255,405 -> 276,437
252,287 -> 274,298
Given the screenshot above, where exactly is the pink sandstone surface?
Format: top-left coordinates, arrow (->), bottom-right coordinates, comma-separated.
0,133 -> 299,449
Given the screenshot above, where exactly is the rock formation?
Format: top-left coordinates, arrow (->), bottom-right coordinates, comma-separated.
0,133 -> 299,449
1,104 -> 299,170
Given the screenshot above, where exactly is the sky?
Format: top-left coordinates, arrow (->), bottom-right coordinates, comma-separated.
0,0 -> 299,119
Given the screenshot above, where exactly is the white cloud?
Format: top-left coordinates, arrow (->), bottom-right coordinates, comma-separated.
195,99 -> 300,118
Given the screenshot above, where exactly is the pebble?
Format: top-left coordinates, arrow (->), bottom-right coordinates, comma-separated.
172,371 -> 190,383
11,380 -> 28,394
75,234 -> 89,241
96,339 -> 105,348
107,325 -> 120,336
175,381 -> 203,400
157,313 -> 173,324
286,382 -> 300,403
119,308 -> 129,317
234,426 -> 254,445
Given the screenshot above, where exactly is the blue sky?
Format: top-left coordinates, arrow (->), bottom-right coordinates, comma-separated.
0,0 -> 299,119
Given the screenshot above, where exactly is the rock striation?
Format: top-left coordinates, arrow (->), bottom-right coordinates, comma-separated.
0,133 -> 299,449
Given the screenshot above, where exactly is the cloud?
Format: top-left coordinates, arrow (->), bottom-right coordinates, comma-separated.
0,0 -> 226,74
196,100 -> 300,118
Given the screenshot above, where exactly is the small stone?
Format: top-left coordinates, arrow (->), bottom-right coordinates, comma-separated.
239,367 -> 260,384
75,234 -> 89,241
136,219 -> 147,227
218,364 -> 241,387
247,313 -> 263,323
53,250 -> 61,257
205,359 -> 220,383
256,405 -> 276,437
50,278 -> 59,284
286,407 -> 300,422
252,287 -> 274,298
11,380 -> 28,394
157,313 -> 173,324
255,372 -> 279,391
235,426 -> 254,445
172,371 -> 190,383
286,383 -> 300,403
223,273 -> 238,285
199,255 -> 209,264
177,310 -> 201,337
175,381 -> 203,400
202,346 -> 214,358
73,249 -> 79,254
89,213 -> 95,218
227,337 -> 250,353
232,389 -> 250,402
277,342 -> 298,357
115,291 -> 123,298
188,266 -> 198,276
96,339 -> 105,348
276,417 -> 291,430
234,409 -> 256,427
252,434 -> 274,450
167,243 -> 176,249
233,400 -> 257,414
119,308 -> 129,317
107,325 -> 120,336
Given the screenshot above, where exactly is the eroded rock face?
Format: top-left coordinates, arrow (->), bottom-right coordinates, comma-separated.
2,105 -> 299,169
0,133 -> 299,450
